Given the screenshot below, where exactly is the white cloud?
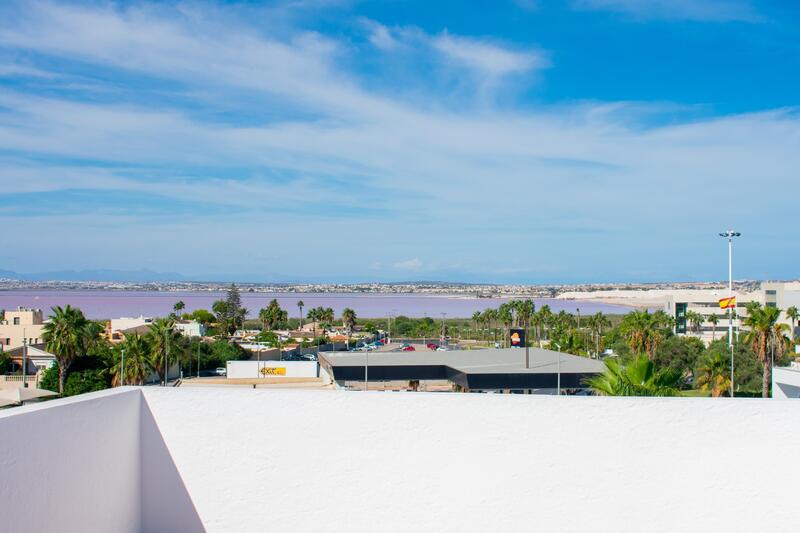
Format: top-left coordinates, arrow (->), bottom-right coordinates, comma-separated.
431,32 -> 548,78
394,258 -> 423,271
0,2 -> 796,281
573,0 -> 760,22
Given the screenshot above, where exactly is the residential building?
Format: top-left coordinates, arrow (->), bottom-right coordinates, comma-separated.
173,320 -> 206,338
0,307 -> 46,350
3,343 -> 57,374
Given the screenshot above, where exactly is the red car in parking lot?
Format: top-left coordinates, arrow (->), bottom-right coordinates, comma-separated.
426,343 -> 438,350
402,345 -> 416,351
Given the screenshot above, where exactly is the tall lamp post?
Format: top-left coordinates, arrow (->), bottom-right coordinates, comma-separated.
120,348 -> 125,387
719,230 -> 741,397
22,335 -> 27,389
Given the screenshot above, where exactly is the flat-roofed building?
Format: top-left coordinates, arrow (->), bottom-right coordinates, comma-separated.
320,347 -> 604,393
0,307 -> 46,350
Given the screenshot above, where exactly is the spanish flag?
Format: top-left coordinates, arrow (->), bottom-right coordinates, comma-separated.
719,296 -> 737,309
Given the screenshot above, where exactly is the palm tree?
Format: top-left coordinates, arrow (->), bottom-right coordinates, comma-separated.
516,299 -> 535,348
786,306 -> 799,343
619,310 -> 668,360
471,311 -> 482,341
497,303 -> 513,348
43,305 -> 91,394
589,312 -> 611,356
707,314 -> 720,342
586,355 -> 682,397
297,300 -> 305,329
538,305 -> 553,347
112,333 -> 152,386
744,303 -> 790,397
258,299 -> 287,331
148,318 -> 181,384
173,300 -> 186,317
342,308 -> 357,335
695,352 -> 731,397
685,311 -> 704,335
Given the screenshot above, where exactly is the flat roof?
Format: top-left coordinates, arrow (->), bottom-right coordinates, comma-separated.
319,348 -> 604,390
321,347 -> 603,375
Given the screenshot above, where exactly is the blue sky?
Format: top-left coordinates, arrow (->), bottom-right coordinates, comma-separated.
0,0 -> 798,284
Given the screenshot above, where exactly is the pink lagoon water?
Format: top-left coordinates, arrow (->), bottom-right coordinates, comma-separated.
0,290 -> 633,319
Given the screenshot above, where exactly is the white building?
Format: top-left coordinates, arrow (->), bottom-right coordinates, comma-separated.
773,363 -> 800,399
2,387 -> 800,532
665,281 -> 800,344
110,316 -> 154,333
173,320 -> 206,338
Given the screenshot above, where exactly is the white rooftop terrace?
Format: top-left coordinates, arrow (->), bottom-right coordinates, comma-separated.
1,387 -> 799,532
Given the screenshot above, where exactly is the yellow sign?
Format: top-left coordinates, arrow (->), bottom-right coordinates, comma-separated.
260,367 -> 286,376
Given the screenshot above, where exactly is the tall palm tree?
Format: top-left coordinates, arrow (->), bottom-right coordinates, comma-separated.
148,318 -> 181,384
43,305 -> 90,394
538,305 -> 553,347
695,352 -> 731,397
786,306 -> 799,343
471,311 -> 482,341
589,312 -> 611,356
744,303 -> 789,397
173,300 -> 186,317
586,355 -> 681,397
112,332 -> 152,386
707,314 -> 720,342
297,300 -> 305,329
619,310 -> 668,360
685,311 -> 704,335
342,308 -> 357,335
497,303 -> 513,348
516,299 -> 535,348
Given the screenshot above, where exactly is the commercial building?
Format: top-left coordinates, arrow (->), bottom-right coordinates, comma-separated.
2,387 -> 799,531
0,307 -> 46,350
666,281 -> 800,344
320,347 -> 604,393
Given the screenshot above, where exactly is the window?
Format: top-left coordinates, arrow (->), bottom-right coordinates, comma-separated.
4,338 -> 9,345
13,317 -> 20,325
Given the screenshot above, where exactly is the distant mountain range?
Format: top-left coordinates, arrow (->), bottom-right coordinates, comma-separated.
0,269 -> 189,283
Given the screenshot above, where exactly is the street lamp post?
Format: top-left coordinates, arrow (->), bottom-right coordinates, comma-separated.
364,347 -> 369,392
553,342 -> 561,396
120,348 -> 125,387
719,230 -> 741,397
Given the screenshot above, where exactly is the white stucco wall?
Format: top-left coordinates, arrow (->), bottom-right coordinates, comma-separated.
3,387 -> 800,532
226,360 -> 320,379
0,389 -> 142,533
773,366 -> 800,399
141,388 -> 800,532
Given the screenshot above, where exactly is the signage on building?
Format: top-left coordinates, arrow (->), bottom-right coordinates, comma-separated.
260,367 -> 286,376
509,328 -> 526,348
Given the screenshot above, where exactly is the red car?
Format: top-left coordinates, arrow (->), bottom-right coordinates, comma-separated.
402,345 -> 416,351
426,343 -> 438,350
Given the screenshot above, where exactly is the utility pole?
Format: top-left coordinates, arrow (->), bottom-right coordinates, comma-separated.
719,230 -> 741,397
22,334 -> 27,389
120,348 -> 125,387
164,329 -> 169,387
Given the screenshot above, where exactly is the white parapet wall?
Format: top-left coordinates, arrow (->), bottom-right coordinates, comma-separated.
773,365 -> 800,399
225,360 -> 323,379
2,388 -> 800,532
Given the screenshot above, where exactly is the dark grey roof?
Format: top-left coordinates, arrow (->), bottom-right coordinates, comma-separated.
321,347 -> 604,375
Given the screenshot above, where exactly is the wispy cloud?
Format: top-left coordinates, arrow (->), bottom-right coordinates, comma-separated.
431,32 -> 549,79
572,0 -> 761,22
0,1 -> 795,282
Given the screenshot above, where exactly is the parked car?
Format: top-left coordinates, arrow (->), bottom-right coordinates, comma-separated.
435,346 -> 448,351
402,345 -> 416,352
426,343 -> 438,350
214,367 -> 227,376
